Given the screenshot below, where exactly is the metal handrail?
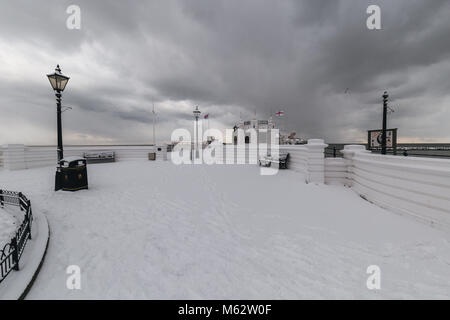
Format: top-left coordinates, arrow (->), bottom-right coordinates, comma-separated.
0,190 -> 33,284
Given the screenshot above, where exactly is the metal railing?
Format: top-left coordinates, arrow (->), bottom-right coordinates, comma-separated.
0,190 -> 33,284
325,143 -> 450,160
325,147 -> 339,158
370,148 -> 450,159
324,145 -> 349,158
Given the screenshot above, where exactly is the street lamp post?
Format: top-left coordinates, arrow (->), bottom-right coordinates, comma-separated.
193,106 -> 201,158
47,65 -> 70,190
381,91 -> 389,155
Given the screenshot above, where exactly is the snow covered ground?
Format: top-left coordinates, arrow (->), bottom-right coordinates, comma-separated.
0,161 -> 449,299
0,206 -> 20,246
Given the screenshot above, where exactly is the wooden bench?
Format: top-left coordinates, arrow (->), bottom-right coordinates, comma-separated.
83,151 -> 115,164
258,152 -> 290,169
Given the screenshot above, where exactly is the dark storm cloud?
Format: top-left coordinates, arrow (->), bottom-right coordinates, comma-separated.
1,0 -> 450,144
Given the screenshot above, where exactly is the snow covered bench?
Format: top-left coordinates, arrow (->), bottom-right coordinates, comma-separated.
258,152 -> 290,169
83,151 -> 115,164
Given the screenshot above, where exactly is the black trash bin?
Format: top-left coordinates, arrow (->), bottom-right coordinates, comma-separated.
57,157 -> 88,191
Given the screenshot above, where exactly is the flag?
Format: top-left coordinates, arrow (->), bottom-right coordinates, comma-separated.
276,111 -> 284,117
204,114 -> 209,119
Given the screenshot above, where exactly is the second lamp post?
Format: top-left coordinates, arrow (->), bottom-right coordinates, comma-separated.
193,106 -> 201,158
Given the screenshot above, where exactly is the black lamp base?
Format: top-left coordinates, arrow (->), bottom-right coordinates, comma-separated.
55,170 -> 63,191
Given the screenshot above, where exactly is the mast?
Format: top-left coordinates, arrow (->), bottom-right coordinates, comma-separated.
152,101 -> 156,146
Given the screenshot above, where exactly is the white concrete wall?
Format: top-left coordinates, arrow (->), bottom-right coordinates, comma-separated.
324,158 -> 348,185
2,145 -> 26,170
216,140 -> 327,183
6,141 -> 449,229
3,140 -> 328,183
305,139 -> 328,184
341,145 -> 450,230
280,145 -> 308,174
1,145 -> 156,170
279,139 -> 328,184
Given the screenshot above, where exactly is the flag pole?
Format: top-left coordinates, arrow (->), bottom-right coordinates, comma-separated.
152,101 -> 156,146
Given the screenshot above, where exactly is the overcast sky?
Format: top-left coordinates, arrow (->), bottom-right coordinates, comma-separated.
1,0 -> 450,145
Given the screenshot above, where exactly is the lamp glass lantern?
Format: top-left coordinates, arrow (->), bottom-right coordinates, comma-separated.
47,65 -> 70,92
193,106 -> 201,118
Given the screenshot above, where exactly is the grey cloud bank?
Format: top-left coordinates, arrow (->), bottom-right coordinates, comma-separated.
1,0 -> 450,145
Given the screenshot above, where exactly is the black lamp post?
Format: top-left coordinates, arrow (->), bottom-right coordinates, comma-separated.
193,106 -> 201,158
381,91 -> 389,155
47,65 -> 70,190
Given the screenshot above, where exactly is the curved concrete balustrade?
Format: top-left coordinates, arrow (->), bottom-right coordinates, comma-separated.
338,145 -> 450,230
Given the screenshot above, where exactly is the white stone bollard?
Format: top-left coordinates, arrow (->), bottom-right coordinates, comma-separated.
305,139 -> 328,184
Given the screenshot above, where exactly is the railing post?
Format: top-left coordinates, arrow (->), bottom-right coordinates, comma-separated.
27,201 -> 32,240
0,189 -> 3,206
11,237 -> 19,271
333,147 -> 337,158
18,192 -> 23,211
